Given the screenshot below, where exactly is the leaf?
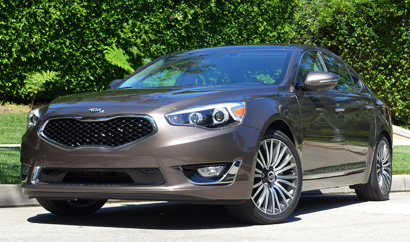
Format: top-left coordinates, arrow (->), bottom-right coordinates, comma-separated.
24,70 -> 59,94
103,44 -> 134,73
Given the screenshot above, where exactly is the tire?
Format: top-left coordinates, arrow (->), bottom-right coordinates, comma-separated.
37,198 -> 107,215
354,135 -> 392,201
226,130 -> 302,224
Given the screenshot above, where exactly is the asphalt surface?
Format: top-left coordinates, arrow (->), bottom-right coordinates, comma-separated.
1,192 -> 410,242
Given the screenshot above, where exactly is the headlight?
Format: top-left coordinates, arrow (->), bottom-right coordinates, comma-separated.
165,102 -> 246,128
27,108 -> 40,129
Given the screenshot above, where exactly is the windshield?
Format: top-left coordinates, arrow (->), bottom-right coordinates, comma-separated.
117,49 -> 293,89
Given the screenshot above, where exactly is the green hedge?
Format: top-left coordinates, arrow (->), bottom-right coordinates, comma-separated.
0,0 -> 296,102
1,0 -> 409,126
293,0 -> 410,127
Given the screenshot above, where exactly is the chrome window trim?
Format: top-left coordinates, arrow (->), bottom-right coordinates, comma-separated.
38,115 -> 158,150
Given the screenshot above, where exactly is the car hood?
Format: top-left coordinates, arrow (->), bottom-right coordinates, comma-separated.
48,85 -> 278,111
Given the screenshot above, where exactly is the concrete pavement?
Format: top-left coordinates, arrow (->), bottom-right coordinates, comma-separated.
0,193 -> 409,242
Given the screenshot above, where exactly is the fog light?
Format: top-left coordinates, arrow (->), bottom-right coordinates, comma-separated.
197,166 -> 225,178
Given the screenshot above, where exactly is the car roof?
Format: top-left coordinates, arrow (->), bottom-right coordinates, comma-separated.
182,44 -> 320,52
168,45 -> 329,58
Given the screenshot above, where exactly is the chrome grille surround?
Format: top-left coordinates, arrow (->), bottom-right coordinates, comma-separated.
39,115 -> 157,149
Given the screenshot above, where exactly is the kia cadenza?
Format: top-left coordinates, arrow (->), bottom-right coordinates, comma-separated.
21,45 -> 392,224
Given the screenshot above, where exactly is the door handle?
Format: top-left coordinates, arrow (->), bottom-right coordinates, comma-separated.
366,105 -> 374,110
335,107 -> 345,113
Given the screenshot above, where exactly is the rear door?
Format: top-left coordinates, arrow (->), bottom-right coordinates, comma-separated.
343,67 -> 375,173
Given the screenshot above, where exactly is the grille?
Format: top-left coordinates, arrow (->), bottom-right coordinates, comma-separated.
41,116 -> 155,148
63,171 -> 134,184
38,168 -> 166,186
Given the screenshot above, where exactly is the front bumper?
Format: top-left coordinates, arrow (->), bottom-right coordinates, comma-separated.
21,109 -> 261,202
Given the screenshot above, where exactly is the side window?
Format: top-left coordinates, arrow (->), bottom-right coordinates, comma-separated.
347,67 -> 363,92
298,51 -> 326,84
322,54 -> 355,91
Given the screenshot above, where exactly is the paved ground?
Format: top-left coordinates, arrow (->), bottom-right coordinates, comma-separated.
1,192 -> 409,242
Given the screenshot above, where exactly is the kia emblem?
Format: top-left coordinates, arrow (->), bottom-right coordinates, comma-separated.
89,108 -> 104,113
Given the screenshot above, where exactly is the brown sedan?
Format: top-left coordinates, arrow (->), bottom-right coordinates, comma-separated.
21,45 -> 393,224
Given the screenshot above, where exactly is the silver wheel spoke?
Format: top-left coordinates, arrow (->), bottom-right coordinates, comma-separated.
274,147 -> 287,169
275,183 -> 294,199
257,158 -> 265,170
253,181 -> 263,189
257,186 -> 268,208
276,179 -> 296,188
252,183 -> 264,199
275,163 -> 296,175
383,171 -> 391,181
273,188 -> 281,213
268,140 -> 274,167
382,153 -> 389,163
274,186 -> 289,206
263,141 -> 270,167
277,174 -> 297,180
263,187 -> 269,212
258,150 -> 267,168
383,160 -> 391,166
275,154 -> 293,171
271,141 -> 281,168
269,188 -> 276,214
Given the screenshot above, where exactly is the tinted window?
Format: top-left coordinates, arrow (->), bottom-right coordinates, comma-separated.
322,54 -> 355,91
298,51 -> 326,84
347,67 -> 363,91
118,50 -> 293,88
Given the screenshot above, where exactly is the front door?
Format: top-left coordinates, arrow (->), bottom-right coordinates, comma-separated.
295,51 -> 347,179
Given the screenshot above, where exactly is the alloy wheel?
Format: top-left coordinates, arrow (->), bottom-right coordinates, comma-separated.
376,139 -> 392,194
252,138 -> 298,215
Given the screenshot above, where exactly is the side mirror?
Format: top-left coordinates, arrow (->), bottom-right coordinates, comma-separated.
108,79 -> 122,89
302,71 -> 339,91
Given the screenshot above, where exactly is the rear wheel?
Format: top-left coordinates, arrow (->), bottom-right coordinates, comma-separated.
354,135 -> 392,201
226,130 -> 302,224
37,198 -> 107,215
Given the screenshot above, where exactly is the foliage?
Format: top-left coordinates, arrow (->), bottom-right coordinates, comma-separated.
103,44 -> 151,74
0,0 -> 296,103
24,70 -> 59,107
293,0 -> 410,126
1,0 -> 409,126
104,44 -> 134,73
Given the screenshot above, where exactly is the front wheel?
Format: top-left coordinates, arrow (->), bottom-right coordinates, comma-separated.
37,198 -> 107,215
226,130 -> 302,224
